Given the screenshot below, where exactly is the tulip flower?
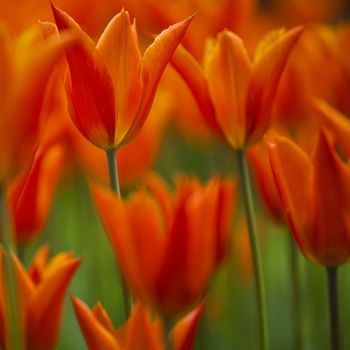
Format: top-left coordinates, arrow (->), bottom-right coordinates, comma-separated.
268,129 -> 350,349
6,143 -> 65,247
91,174 -> 235,319
72,297 -> 203,350
171,26 -> 303,149
0,246 -> 80,350
51,4 -> 193,150
0,23 -> 73,186
268,130 -> 350,266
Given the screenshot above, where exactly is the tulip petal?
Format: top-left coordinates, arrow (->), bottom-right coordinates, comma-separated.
246,27 -> 303,146
267,135 -> 313,257
97,10 -> 142,144
170,44 -> 222,137
173,304 -> 204,350
123,303 -> 162,350
27,254 -> 80,350
8,144 -> 64,246
122,14 -> 194,146
72,297 -> 120,350
311,99 -> 350,158
310,131 -> 350,265
52,4 -> 116,149
205,30 -> 252,149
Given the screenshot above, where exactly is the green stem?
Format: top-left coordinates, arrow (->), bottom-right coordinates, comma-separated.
289,235 -> 303,350
326,266 -> 340,350
0,189 -> 24,350
236,150 -> 268,350
106,148 -> 132,320
164,318 -> 173,350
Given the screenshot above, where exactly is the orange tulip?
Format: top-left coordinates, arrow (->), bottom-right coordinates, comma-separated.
0,246 -> 80,349
0,23 -> 73,185
248,142 -> 284,223
171,26 -> 303,149
72,298 -> 202,350
268,131 -> 350,266
7,143 -> 65,246
51,4 -> 193,150
92,175 -> 235,319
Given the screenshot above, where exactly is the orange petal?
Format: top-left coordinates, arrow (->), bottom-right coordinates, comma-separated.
72,297 -> 120,350
26,254 -> 80,350
8,144 -> 64,246
267,135 -> 313,258
52,4 -> 116,150
170,44 -> 222,137
122,14 -> 194,146
310,131 -> 350,265
97,9 -> 142,144
205,30 -> 252,149
246,27 -> 304,146
123,302 -> 162,350
173,303 -> 204,350
311,99 -> 350,158
91,185 -> 143,298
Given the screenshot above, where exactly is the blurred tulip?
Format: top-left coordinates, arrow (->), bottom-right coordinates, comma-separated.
0,23 -> 73,185
0,246 -> 80,349
171,26 -> 303,150
6,143 -> 65,247
51,4 -> 193,150
92,175 -> 235,319
268,131 -> 350,266
72,298 -> 202,350
248,142 -> 284,223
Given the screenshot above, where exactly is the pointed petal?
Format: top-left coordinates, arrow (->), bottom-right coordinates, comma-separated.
311,99 -> 350,158
246,27 -> 304,146
205,30 -> 253,149
267,135 -> 313,258
8,144 -> 64,246
26,255 -> 80,350
97,10 -> 142,144
122,15 -> 194,145
124,303 -> 162,350
310,131 -> 350,265
170,44 -> 222,137
173,304 -> 204,350
51,4 -> 116,150
72,297 -> 120,350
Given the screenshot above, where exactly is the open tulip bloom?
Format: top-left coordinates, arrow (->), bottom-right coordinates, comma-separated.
91,175 -> 235,320
51,4 -> 194,151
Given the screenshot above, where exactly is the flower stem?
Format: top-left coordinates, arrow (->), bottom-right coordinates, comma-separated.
0,189 -> 24,350
288,235 -> 303,350
326,266 -> 340,350
236,150 -> 268,350
164,318 -> 173,350
106,148 -> 132,320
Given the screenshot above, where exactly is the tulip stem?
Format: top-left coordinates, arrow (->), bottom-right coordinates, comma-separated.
236,150 -> 268,350
326,266 -> 340,350
0,189 -> 24,350
164,318 -> 173,350
289,236 -> 303,350
106,148 -> 132,321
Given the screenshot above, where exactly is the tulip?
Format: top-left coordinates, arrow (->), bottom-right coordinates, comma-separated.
171,26 -> 303,149
51,4 -> 193,150
7,143 -> 65,247
0,246 -> 80,350
268,130 -> 350,350
0,23 -> 74,186
72,298 -> 202,350
91,174 -> 235,320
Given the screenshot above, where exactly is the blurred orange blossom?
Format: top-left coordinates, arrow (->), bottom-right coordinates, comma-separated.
92,175 -> 235,319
